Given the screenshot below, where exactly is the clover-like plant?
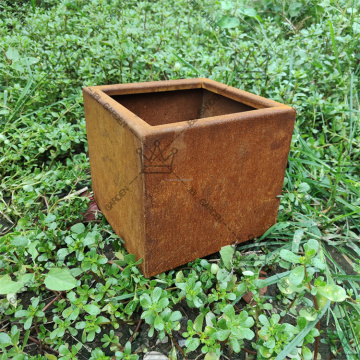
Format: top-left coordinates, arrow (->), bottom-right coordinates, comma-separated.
140,287 -> 182,339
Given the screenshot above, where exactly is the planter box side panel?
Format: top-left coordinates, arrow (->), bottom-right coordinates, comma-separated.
142,109 -> 295,276
83,90 -> 146,262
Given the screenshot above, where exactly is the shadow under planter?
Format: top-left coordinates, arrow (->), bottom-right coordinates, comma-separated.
83,78 -> 296,277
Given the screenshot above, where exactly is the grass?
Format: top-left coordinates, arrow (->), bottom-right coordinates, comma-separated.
0,0 -> 359,359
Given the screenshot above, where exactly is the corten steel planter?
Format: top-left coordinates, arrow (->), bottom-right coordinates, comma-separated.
83,78 -> 296,277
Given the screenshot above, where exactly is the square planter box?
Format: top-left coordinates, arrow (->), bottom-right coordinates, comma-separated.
83,78 -> 296,277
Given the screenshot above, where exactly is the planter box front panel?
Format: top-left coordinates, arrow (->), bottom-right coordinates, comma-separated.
83,78 -> 296,277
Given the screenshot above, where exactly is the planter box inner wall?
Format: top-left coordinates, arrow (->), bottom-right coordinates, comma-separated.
110,89 -> 255,126
83,78 -> 296,277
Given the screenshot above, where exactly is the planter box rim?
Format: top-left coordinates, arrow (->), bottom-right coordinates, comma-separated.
83,78 -> 295,135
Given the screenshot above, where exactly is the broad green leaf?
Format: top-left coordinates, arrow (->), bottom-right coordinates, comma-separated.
302,346 -> 312,360
155,297 -> 169,311
204,352 -> 219,360
83,304 -> 101,316
299,307 -> 317,321
45,355 -> 57,360
304,239 -> 319,254
260,346 -> 273,358
243,270 -> 254,276
23,184 -> 33,192
124,341 -> 131,355
44,268 -> 77,291
240,327 -> 255,340
289,266 -> 305,286
279,249 -> 300,264
24,316 -> 33,330
152,287 -> 162,303
154,315 -> 164,331
0,276 -> 23,295
185,337 -> 200,352
211,330 -> 231,341
6,48 -> 20,61
11,236 -> 29,247
239,7 -> 258,17
316,284 -> 347,302
220,245 -> 235,270
169,311 -> 182,322
70,223 -> 86,234
259,314 -> 270,327
193,314 -> 204,333
140,294 -> 152,309
289,2 -> 302,17
292,229 -> 304,253
217,16 -> 240,29
44,214 -> 56,223
0,333 -> 11,345
222,305 -> 235,320
311,257 -> 326,270
298,182 -> 310,193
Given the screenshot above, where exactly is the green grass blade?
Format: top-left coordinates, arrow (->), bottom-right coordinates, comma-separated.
332,274 -> 360,282
172,53 -> 200,75
330,306 -> 355,360
274,300 -> 331,360
328,20 -> 342,75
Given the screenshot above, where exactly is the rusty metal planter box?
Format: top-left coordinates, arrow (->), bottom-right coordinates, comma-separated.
83,78 -> 296,277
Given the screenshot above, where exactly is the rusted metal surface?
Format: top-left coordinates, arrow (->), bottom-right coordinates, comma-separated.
83,78 -> 296,277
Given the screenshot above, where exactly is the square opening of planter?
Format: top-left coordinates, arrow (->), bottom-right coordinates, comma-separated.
83,78 -> 296,277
